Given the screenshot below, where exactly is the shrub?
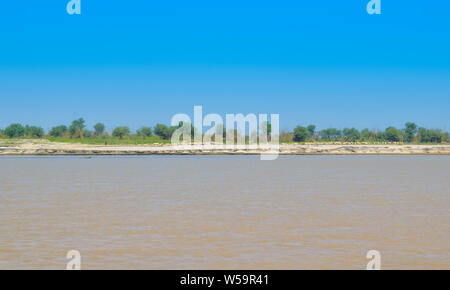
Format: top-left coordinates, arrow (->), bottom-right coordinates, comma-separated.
136,126 -> 152,138
319,128 -> 341,140
293,126 -> 310,142
112,126 -> 130,139
49,125 -> 68,137
154,124 -> 171,140
384,127 -> 402,142
418,128 -> 445,143
361,128 -> 372,140
83,130 -> 93,138
280,131 -> 294,143
25,125 -> 44,138
4,124 -> 25,138
343,128 -> 361,142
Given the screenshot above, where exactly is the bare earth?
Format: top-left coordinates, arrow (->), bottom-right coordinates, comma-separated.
1,139 -> 449,155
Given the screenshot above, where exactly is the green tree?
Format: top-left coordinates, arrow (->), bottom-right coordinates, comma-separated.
418,128 -> 428,142
293,126 -> 310,142
154,124 -> 171,139
343,128 -> 361,142
25,125 -> 44,138
83,130 -> 93,138
136,126 -> 152,138
361,128 -> 372,140
429,130 -> 443,143
112,126 -> 130,139
4,124 -> 25,138
404,122 -> 418,143
384,127 -> 402,142
49,125 -> 68,137
94,123 -> 105,136
69,118 -> 86,138
418,128 -> 444,143
307,125 -> 316,138
319,128 -> 341,140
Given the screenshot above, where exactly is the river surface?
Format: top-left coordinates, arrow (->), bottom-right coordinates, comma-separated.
0,156 -> 449,269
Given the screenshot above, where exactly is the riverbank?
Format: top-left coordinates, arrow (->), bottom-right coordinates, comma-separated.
1,139 -> 450,155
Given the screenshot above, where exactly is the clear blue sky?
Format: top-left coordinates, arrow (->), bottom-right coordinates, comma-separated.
1,1 -> 449,132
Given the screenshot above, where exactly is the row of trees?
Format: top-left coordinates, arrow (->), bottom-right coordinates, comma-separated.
0,119 -> 448,144
0,118 -> 181,141
0,124 -> 44,138
290,122 -> 448,143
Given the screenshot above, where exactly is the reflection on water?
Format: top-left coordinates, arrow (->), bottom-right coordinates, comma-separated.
0,156 -> 449,269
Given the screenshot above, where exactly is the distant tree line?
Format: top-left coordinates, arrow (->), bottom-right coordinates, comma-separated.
0,119 -> 448,144
288,122 -> 448,143
0,118 -> 181,142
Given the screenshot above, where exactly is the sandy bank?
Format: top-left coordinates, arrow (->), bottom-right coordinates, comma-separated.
1,140 -> 449,155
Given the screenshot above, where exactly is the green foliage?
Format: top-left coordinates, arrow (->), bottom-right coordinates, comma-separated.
288,123 -> 448,144
307,125 -> 316,138
343,128 -> 361,142
4,124 -> 25,138
49,125 -> 68,137
154,124 -> 171,140
361,128 -> 372,140
94,123 -> 105,136
319,128 -> 341,140
293,126 -> 310,142
404,122 -> 418,142
136,126 -> 152,138
69,118 -> 86,138
384,127 -> 402,142
24,125 -> 44,138
112,126 -> 130,139
417,128 -> 445,143
83,130 -> 93,138
1,118 -> 449,145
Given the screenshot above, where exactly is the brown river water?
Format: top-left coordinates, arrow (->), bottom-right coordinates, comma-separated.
0,156 -> 449,269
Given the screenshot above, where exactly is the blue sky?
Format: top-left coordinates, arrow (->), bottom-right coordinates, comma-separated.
0,1 -> 449,132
